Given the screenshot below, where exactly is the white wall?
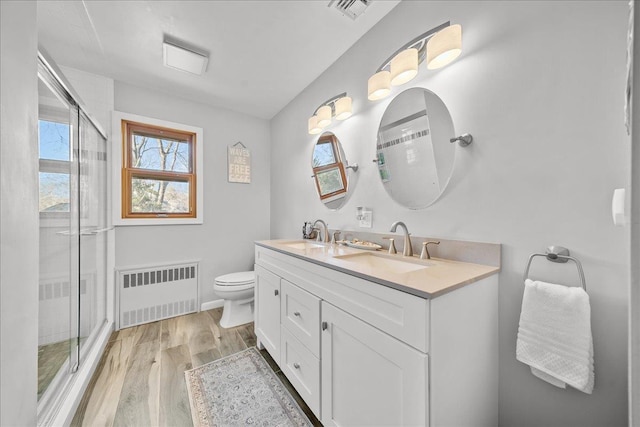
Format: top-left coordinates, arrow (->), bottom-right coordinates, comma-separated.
270,1 -> 629,426
631,4 -> 640,425
114,82 -> 271,306
0,1 -> 39,425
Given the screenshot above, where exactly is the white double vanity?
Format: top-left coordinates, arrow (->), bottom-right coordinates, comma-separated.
254,239 -> 500,427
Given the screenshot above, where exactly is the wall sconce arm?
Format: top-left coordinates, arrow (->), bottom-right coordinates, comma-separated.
312,92 -> 348,116
374,22 -> 450,73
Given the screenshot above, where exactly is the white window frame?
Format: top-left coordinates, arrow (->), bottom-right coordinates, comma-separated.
112,111 -> 204,226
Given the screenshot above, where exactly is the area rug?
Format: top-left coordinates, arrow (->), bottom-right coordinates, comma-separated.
185,347 -> 312,427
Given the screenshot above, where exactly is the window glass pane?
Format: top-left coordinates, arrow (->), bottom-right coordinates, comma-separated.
39,120 -> 70,161
131,134 -> 190,172
316,167 -> 345,197
39,172 -> 70,212
131,177 -> 190,213
313,142 -> 337,167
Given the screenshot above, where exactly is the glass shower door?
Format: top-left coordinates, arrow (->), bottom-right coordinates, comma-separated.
79,111 -> 108,354
37,70 -> 79,402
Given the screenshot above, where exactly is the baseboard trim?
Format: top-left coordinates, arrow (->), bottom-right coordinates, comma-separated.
201,299 -> 224,311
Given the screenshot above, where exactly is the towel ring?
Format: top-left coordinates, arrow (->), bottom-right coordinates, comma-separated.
523,246 -> 587,291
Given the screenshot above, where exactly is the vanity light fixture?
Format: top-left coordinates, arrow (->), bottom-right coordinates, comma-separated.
308,116 -> 322,135
367,22 -> 462,101
427,24 -> 462,69
307,92 -> 352,134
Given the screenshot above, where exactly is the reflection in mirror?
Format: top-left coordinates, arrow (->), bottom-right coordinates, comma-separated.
376,87 -> 456,209
312,132 -> 352,210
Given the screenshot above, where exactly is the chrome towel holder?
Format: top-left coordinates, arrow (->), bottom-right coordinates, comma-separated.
523,246 -> 587,291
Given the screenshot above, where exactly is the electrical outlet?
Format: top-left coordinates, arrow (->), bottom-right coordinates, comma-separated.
358,209 -> 372,228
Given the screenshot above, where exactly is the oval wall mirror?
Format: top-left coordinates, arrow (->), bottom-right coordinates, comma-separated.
376,87 -> 456,209
311,131 -> 354,210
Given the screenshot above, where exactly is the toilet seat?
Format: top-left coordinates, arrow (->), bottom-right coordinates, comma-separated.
214,281 -> 254,291
214,271 -> 254,289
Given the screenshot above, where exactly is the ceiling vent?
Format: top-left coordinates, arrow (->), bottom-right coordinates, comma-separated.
328,0 -> 371,20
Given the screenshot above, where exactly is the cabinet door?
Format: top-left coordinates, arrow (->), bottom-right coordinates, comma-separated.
321,302 -> 428,426
255,265 -> 281,366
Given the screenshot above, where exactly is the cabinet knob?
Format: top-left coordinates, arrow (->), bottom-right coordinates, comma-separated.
274,289 -> 279,296
322,321 -> 328,331
293,362 -> 300,369
294,311 -> 301,317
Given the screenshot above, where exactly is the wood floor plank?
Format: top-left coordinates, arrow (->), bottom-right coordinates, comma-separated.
159,345 -> 194,427
187,311 -> 219,356
38,339 -> 72,399
109,325 -> 137,342
73,336 -> 135,427
191,347 -> 223,368
133,320 -> 161,345
237,323 -> 257,348
74,308 -> 316,426
113,339 -> 160,426
205,309 -> 249,357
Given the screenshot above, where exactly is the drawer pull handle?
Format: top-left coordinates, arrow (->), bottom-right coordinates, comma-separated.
322,321 -> 328,331
274,289 -> 279,296
293,362 -> 300,369
294,311 -> 301,317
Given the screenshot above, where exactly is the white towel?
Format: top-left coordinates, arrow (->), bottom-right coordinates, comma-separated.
516,279 -> 594,394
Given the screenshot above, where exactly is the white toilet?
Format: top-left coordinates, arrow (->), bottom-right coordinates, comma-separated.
213,271 -> 255,328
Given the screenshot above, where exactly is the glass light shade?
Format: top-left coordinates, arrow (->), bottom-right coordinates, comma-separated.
368,71 -> 391,101
308,115 -> 322,135
427,24 -> 462,70
334,97 -> 352,120
317,105 -> 332,128
390,48 -> 419,86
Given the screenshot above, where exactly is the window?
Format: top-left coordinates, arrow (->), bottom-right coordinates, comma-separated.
39,119 -> 71,216
121,120 -> 197,219
312,133 -> 347,201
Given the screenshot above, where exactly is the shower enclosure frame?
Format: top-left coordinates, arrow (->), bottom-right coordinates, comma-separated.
36,48 -> 115,427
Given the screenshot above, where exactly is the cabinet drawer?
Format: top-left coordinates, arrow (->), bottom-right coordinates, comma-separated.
281,279 -> 321,356
281,327 -> 320,419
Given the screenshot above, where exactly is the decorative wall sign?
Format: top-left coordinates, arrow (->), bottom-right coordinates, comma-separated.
227,141 -> 251,183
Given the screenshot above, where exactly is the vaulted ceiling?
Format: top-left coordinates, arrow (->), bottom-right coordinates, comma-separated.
37,1 -> 401,119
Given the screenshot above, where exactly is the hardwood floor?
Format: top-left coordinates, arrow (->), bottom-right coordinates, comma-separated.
71,308 -> 321,426
38,339 -> 71,400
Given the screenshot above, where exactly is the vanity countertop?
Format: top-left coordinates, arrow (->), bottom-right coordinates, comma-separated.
255,239 -> 500,299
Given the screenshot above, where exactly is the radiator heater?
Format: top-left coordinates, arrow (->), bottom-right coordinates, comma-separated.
117,261 -> 199,329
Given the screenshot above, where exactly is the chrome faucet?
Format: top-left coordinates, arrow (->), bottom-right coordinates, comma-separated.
312,219 -> 329,243
390,221 -> 413,257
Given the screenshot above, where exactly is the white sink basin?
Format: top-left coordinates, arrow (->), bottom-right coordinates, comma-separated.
333,252 -> 432,275
280,241 -> 326,250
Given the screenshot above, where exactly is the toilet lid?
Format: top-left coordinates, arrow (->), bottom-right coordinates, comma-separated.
215,271 -> 255,286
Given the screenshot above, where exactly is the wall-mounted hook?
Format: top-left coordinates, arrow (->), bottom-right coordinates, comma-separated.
450,133 -> 473,147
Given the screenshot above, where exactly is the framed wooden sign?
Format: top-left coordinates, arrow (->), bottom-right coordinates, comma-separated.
227,141 -> 251,183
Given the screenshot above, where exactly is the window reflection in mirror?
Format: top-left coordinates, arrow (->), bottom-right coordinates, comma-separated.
312,132 -> 352,210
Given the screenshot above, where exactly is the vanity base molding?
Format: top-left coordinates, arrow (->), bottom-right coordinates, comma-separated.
254,244 -> 498,426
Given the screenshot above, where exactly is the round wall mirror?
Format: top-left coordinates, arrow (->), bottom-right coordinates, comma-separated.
376,87 -> 456,209
311,131 -> 354,210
